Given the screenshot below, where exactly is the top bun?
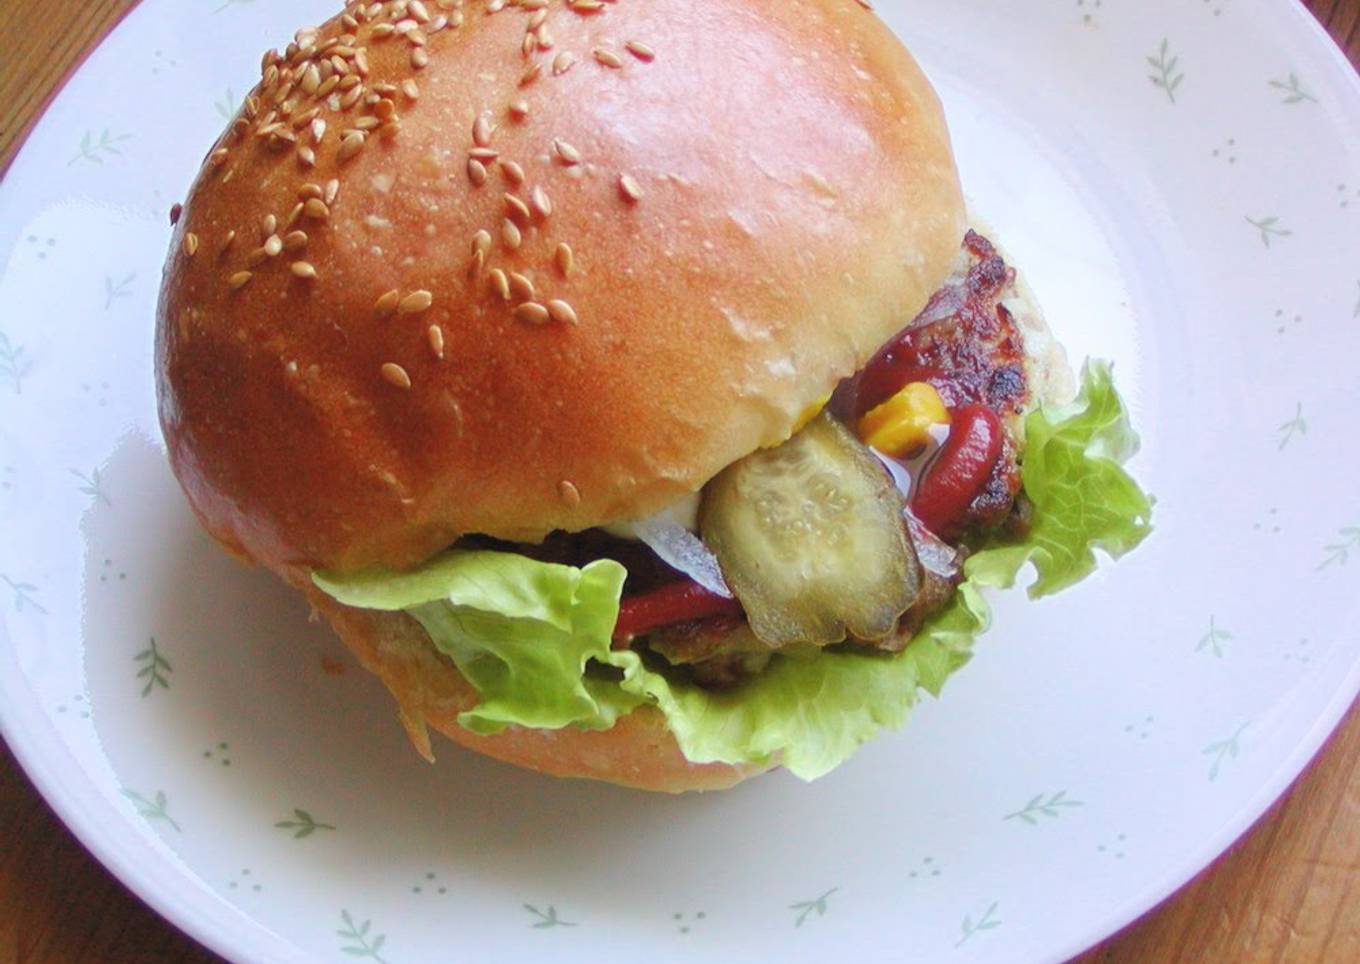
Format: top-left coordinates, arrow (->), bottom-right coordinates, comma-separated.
157,0 -> 965,575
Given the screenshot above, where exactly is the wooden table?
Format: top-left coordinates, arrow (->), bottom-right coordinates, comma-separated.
2,3 -> 1358,961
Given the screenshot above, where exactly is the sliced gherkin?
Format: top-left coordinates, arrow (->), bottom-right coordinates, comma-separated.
699,412 -> 921,647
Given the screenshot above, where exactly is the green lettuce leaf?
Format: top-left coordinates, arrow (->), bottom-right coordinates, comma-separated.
313,361 -> 1151,781
314,552 -> 644,733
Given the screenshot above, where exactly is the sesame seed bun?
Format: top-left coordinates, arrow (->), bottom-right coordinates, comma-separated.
156,0 -> 966,575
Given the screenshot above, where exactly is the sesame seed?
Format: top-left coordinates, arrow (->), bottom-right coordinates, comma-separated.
530,185 -> 552,217
381,362 -> 412,389
317,74 -> 341,97
521,33 -> 536,57
401,78 -> 420,100
558,480 -> 581,507
338,73 -> 361,91
520,62 -> 542,86
399,290 -> 434,314
430,14 -> 448,32
264,234 -> 284,257
325,179 -> 340,205
411,47 -> 429,69
467,158 -> 488,186
372,22 -> 396,38
553,138 -> 581,164
311,118 -> 327,143
472,229 -> 492,255
374,98 -> 396,120
409,0 -> 431,22
246,246 -> 271,268
625,40 -> 655,61
209,148 -> 230,168
527,8 -> 547,28
426,324 -> 445,359
509,271 -> 535,301
169,203 -> 183,225
468,147 -> 500,161
262,214 -> 278,237
521,0 -> 547,9
301,64 -> 321,94
221,230 -> 237,254
353,116 -> 381,131
515,301 -> 550,324
297,146 -> 317,167
284,201 -> 306,229
536,28 -> 554,50
408,31 -> 428,48
504,192 -> 532,222
284,230 -> 308,251
375,289 -> 401,316
489,269 -> 511,300
547,299 -> 578,325
552,51 -> 576,76
340,85 -> 366,110
291,261 -> 318,279
618,173 -> 643,202
502,218 -> 522,249
354,49 -> 371,75
304,198 -> 331,219
593,47 -> 623,68
555,242 -> 573,276
228,271 -> 254,290
183,233 -> 199,257
487,0 -> 506,12
467,247 -> 485,278
473,114 -> 495,147
501,159 -> 525,185
508,100 -> 529,120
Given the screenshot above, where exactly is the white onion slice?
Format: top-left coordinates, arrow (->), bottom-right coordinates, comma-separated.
632,515 -> 733,598
905,508 -> 960,578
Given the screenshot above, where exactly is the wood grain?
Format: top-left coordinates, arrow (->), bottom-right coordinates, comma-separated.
0,2 -> 1357,963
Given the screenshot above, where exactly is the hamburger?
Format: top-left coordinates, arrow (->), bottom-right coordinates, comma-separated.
157,0 -> 1152,792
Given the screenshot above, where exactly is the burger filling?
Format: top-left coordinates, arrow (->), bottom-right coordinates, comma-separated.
463,231 -> 1036,689
313,231 -> 1152,780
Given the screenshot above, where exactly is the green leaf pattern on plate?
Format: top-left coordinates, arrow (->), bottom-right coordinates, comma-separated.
956,901 -> 1002,947
121,788 -> 181,832
134,637 -> 172,697
789,887 -> 838,928
1003,791 -> 1084,825
1197,616 -> 1232,658
337,910 -> 389,962
524,904 -> 577,929
1146,39 -> 1184,104
275,808 -> 337,839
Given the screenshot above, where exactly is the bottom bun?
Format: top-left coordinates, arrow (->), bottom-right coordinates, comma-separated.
305,581 -> 769,793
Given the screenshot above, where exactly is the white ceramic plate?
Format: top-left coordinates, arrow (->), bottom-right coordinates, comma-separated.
2,1 -> 1358,961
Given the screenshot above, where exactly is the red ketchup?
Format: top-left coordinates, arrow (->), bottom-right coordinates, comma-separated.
612,580 -> 744,647
910,404 -> 1004,538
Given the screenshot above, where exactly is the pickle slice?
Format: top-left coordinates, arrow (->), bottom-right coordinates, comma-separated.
699,412 -> 921,646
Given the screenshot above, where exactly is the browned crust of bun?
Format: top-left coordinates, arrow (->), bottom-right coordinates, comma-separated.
157,0 -> 966,574
302,577 -> 767,793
